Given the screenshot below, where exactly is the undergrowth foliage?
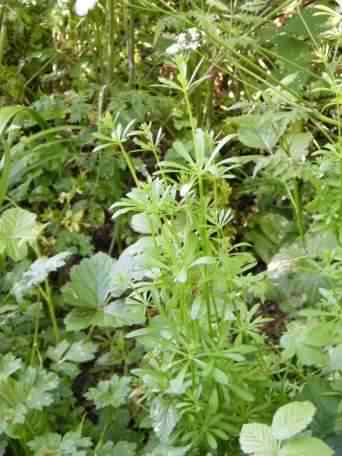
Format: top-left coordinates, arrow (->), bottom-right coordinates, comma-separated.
1,0 -> 342,454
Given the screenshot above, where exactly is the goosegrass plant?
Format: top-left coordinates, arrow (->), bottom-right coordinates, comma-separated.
111,58 -> 291,453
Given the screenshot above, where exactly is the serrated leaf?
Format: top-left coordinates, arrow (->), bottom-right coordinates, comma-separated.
0,366 -> 59,435
85,374 -> 131,409
12,251 -> 71,300
237,112 -> 295,150
28,431 -> 92,456
104,298 -> 145,327
280,436 -> 333,456
272,402 -> 316,441
23,367 -> 59,410
63,340 -> 97,363
240,423 -> 277,455
63,253 -> 128,330
94,440 -> 137,456
63,252 -> 116,309
0,354 -> 22,381
0,208 -> 41,261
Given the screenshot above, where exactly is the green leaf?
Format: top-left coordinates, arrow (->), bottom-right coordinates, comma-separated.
130,213 -> 152,234
63,252 -> 116,310
62,340 -> 98,363
23,367 -> 59,410
240,423 -> 278,455
296,378 -> 339,438
272,402 -> 316,441
280,322 -> 331,367
150,399 -> 178,443
0,354 -> 22,381
0,208 -> 41,261
229,383 -> 254,402
286,132 -> 312,161
85,374 -> 131,409
236,112 -> 296,150
95,441 -> 137,456
63,253 -> 118,330
0,106 -> 26,137
328,345 -> 342,372
47,339 -> 97,365
280,436 -> 333,456
146,443 -> 191,456
213,368 -> 229,385
28,431 -> 92,456
12,251 -> 71,300
0,365 -> 59,436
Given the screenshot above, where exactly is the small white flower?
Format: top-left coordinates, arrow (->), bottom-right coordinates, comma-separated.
166,28 -> 203,56
75,0 -> 97,16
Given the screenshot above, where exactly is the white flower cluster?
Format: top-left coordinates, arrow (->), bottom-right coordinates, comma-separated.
166,28 -> 203,56
74,0 -> 97,16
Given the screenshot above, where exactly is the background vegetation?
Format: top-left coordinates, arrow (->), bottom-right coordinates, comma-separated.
0,0 -> 342,454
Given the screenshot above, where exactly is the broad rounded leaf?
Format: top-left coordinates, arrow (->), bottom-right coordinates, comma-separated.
63,252 -> 116,309
272,401 -> 316,441
280,436 -> 333,456
0,208 -> 41,261
240,423 -> 277,455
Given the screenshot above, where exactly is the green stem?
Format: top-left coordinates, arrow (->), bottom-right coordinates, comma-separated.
286,180 -> 305,248
106,0 -> 115,90
119,143 -> 139,187
0,9 -> 6,66
183,88 -> 196,142
30,304 -> 41,365
127,1 -> 135,88
39,283 -> 60,343
0,139 -> 12,209
205,76 -> 214,129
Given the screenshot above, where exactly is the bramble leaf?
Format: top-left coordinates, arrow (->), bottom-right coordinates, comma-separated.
280,436 -> 333,456
272,401 -> 316,441
240,423 -> 278,455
